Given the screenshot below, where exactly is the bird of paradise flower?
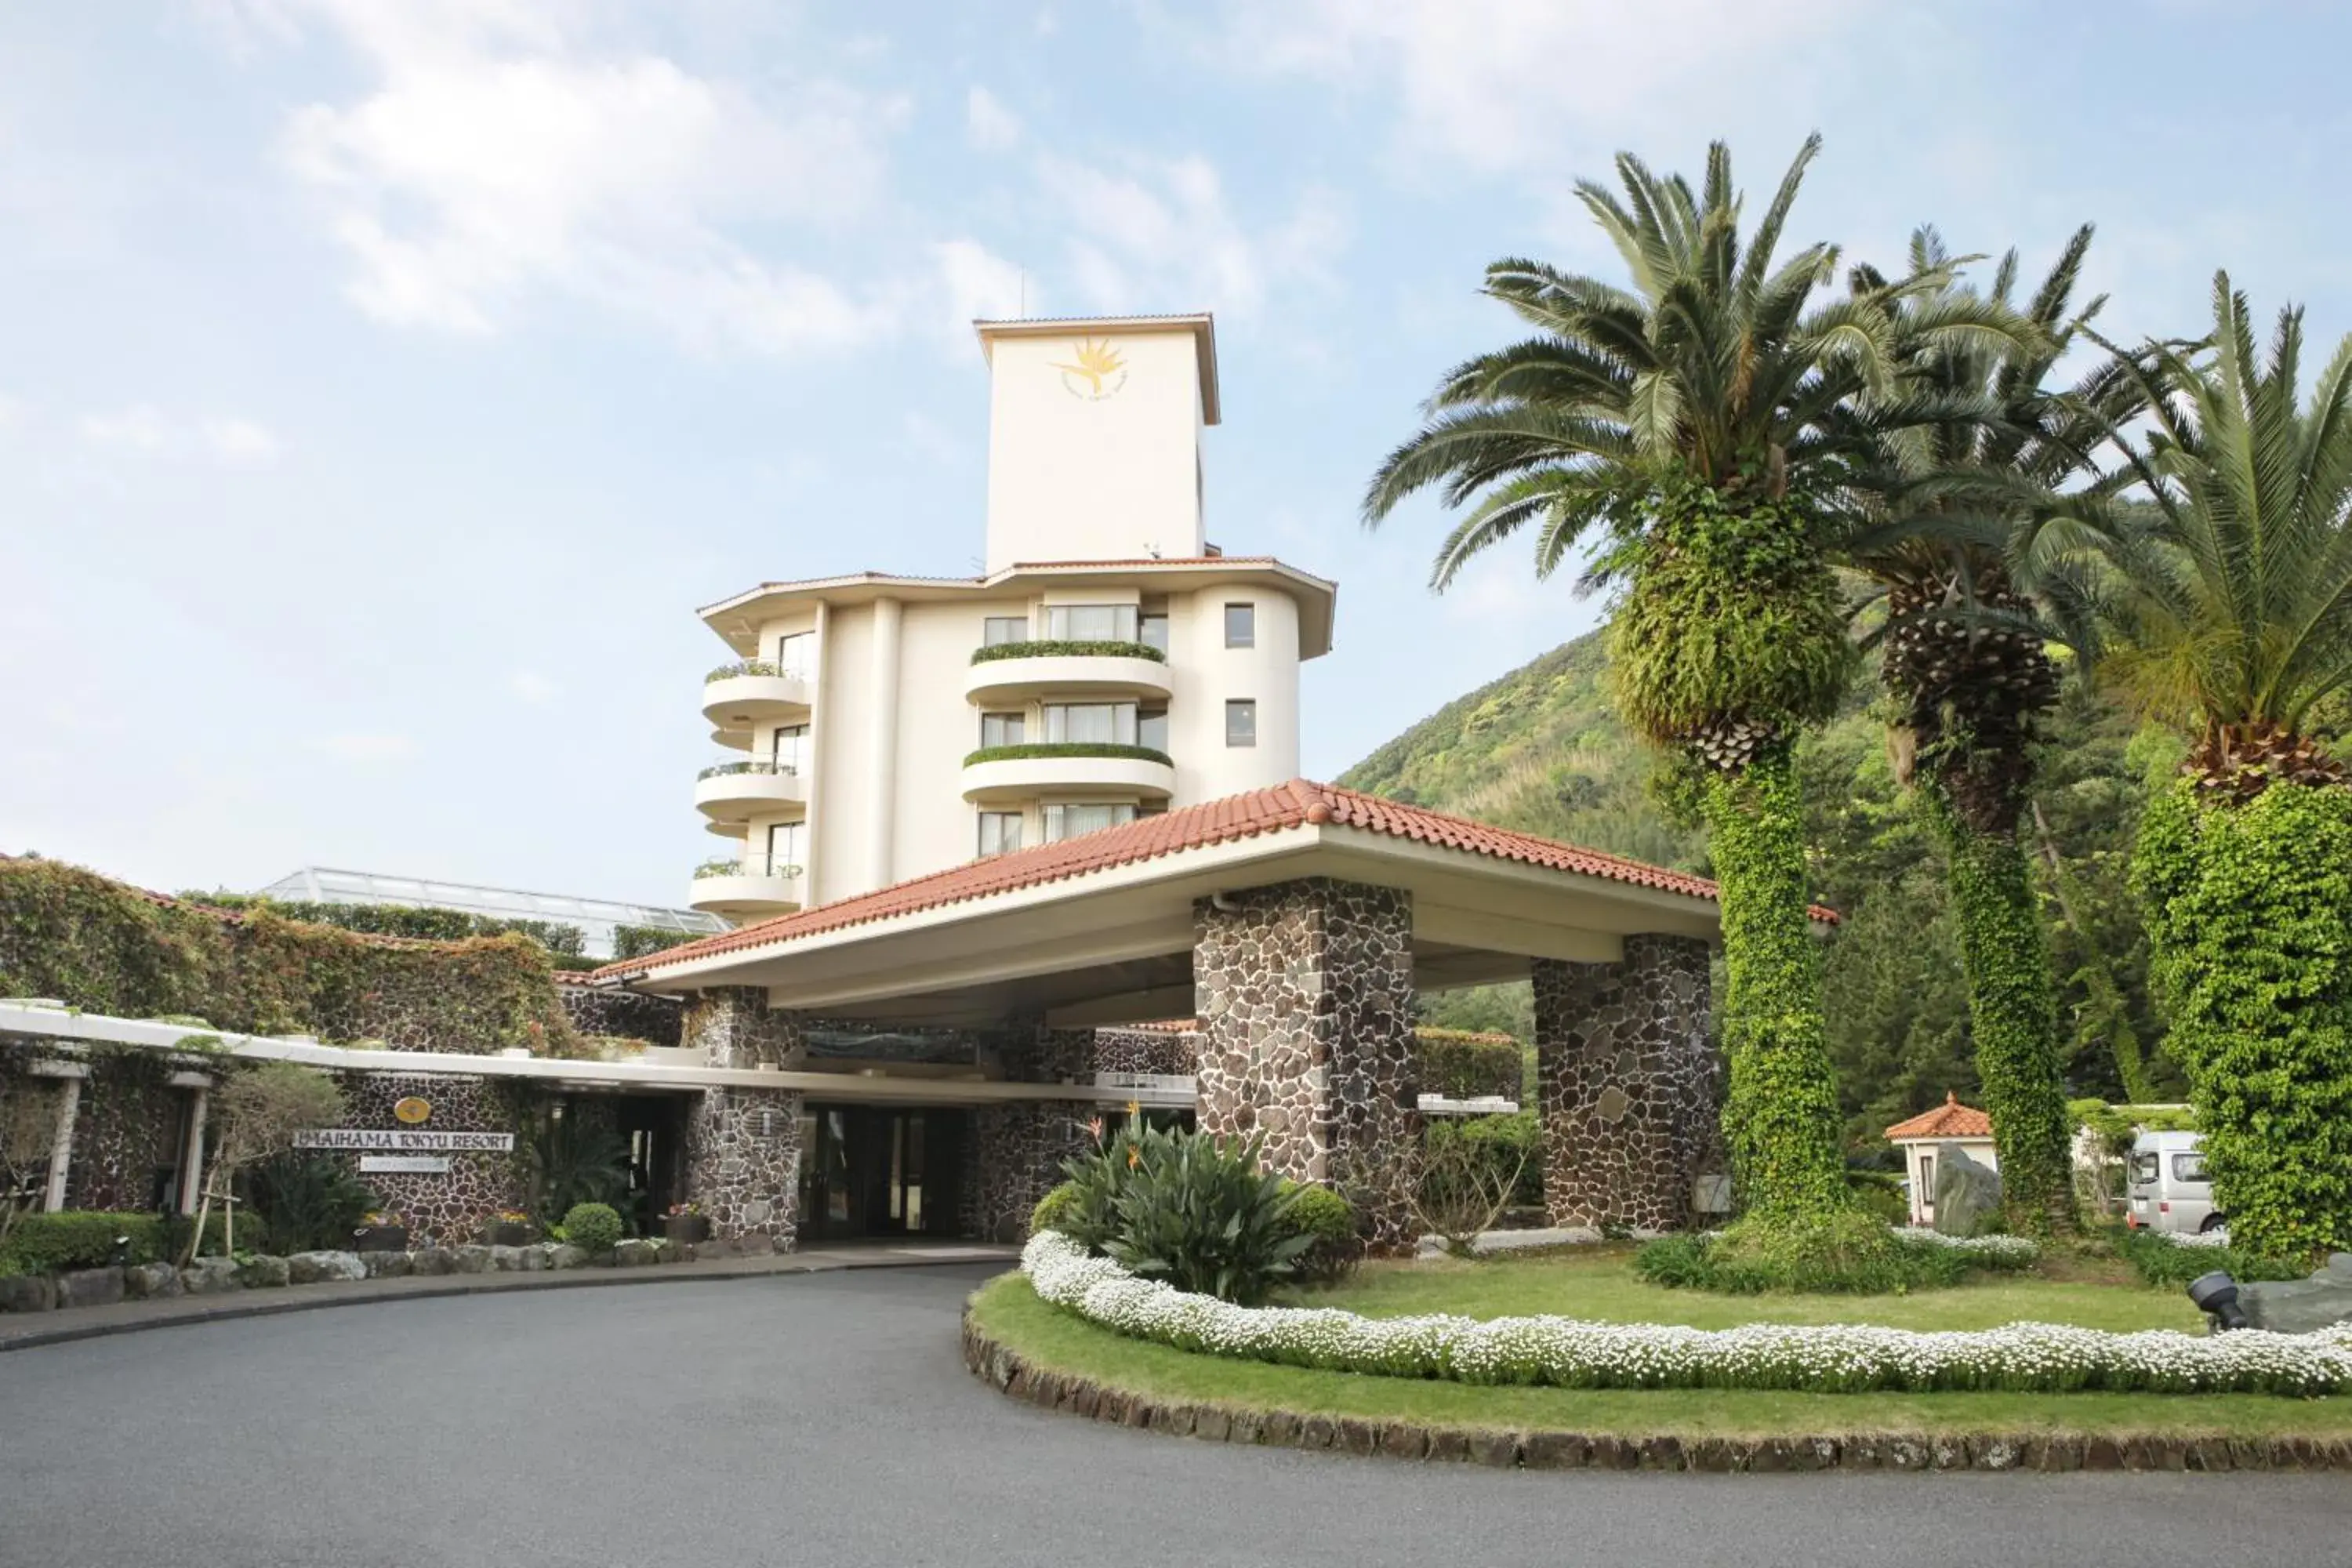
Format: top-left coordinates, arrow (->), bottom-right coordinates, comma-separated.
1053,337 -> 1126,396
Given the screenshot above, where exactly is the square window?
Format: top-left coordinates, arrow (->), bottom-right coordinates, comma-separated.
1224,602 -> 1255,648
982,616 -> 1029,647
1138,706 -> 1169,752
977,811 -> 1024,858
980,711 -> 1025,748
1139,612 -> 1170,653
1225,699 -> 1257,747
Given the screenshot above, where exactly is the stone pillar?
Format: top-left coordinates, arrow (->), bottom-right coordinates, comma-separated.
965,1020 -> 1097,1243
686,1087 -> 804,1247
1535,934 -> 1718,1232
1192,877 -> 1418,1251
683,988 -> 804,1246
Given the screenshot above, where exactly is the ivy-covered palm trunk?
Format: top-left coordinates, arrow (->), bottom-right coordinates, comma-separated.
2134,780 -> 2352,1261
1700,750 -> 1850,1219
1928,800 -> 2077,1232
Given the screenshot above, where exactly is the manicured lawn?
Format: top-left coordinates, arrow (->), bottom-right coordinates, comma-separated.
972,1274 -> 2352,1440
1297,1245 -> 2205,1334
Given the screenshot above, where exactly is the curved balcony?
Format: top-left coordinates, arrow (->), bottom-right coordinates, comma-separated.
703,662 -> 813,747
694,757 -> 808,831
688,860 -> 806,920
963,641 -> 1172,708
960,743 -> 1176,804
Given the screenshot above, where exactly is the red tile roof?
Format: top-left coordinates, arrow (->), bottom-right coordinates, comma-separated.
1884,1093 -> 1994,1142
598,779 -> 1834,980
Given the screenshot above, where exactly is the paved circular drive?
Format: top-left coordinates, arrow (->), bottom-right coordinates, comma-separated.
2,1265 -> 2346,1567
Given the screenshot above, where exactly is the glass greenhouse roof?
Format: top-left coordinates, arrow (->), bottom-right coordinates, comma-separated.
255,866 -> 727,958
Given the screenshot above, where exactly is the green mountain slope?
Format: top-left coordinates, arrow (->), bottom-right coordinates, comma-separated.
1341,629 -> 2182,1139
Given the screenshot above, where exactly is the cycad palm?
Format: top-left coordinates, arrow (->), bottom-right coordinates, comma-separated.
1365,137 -> 2023,1220
1842,225 -> 2143,1232
2085,276 -> 2352,1258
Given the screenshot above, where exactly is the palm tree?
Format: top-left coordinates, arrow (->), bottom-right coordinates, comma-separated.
1363,136 -> 2027,1221
2080,275 -> 2352,1259
1839,225 -> 2147,1233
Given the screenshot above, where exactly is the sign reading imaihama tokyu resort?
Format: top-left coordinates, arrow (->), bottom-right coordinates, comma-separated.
294,1129 -> 516,1152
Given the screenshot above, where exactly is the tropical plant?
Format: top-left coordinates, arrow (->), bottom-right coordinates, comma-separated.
245,1153 -> 379,1256
1054,1121 -> 1313,1304
2071,276 -> 2352,1261
187,1062 -> 346,1260
1363,137 -> 2028,1220
519,1109 -> 632,1228
1837,225 -> 2151,1233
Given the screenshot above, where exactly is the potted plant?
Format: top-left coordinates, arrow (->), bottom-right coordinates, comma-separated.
662,1202 -> 711,1245
352,1210 -> 409,1252
481,1209 -> 535,1247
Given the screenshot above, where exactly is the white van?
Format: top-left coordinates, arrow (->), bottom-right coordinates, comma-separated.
2126,1130 -> 2220,1235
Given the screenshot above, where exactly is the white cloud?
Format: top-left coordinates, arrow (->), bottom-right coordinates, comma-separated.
78,405 -> 281,469
935,237 -> 1026,330
263,0 -> 908,354
967,85 -> 1021,152
0,395 -> 21,429
1217,0 -> 1864,176
1033,152 -> 1345,316
508,670 -> 559,704
310,732 -> 415,762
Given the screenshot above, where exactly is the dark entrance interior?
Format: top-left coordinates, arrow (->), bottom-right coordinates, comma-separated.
614,1094 -> 689,1236
799,1105 -> 966,1243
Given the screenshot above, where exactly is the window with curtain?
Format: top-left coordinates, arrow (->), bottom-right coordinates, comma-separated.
1044,802 -> 1138,840
976,811 -> 1023,857
1043,702 -> 1137,745
775,630 -> 815,677
1043,604 -> 1138,641
982,615 -> 1029,647
979,711 -> 1026,748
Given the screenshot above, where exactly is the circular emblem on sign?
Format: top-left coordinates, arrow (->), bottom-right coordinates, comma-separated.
1053,337 -> 1128,401
394,1097 -> 432,1125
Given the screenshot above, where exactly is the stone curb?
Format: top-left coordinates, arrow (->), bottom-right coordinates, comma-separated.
959,1311 -> 2352,1475
0,1253 -> 1000,1355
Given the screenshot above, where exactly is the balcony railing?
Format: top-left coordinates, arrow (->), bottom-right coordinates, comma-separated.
698,757 -> 803,782
969,639 -> 1166,666
705,659 -> 815,684
694,858 -> 803,880
962,742 -> 1173,769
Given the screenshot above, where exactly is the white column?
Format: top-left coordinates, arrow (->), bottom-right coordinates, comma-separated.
866,596 -> 902,889
42,1076 -> 81,1213
805,599 -> 829,901
180,1086 -> 210,1216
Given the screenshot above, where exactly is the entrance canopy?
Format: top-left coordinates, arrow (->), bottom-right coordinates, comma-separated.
598,781 -> 1822,1029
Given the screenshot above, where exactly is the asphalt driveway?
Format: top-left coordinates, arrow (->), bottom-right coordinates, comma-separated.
0,1263 -> 2343,1567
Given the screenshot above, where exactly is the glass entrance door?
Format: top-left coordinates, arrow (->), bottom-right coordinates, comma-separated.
798,1106 -> 965,1242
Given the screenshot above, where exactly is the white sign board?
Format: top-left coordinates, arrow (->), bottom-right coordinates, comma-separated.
359,1154 -> 451,1174
295,1130 -> 516,1152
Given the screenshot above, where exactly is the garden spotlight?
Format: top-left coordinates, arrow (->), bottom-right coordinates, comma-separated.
2187,1270 -> 2249,1331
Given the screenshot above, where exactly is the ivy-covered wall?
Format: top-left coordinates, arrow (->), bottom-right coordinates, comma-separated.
0,857 -> 581,1056
182,892 -> 586,955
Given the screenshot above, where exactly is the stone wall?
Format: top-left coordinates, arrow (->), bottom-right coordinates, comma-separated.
557,982 -> 683,1048
1534,935 -> 1719,1232
964,1102 -> 1094,1243
329,1071 -> 528,1244
1192,878 -> 1420,1251
684,986 -> 804,1069
684,1087 -> 801,1245
1093,1027 -> 1197,1076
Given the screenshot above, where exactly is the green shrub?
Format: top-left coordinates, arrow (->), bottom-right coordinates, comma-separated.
0,1210 -> 241,1276
1438,1112 -> 1543,1208
968,639 -> 1167,666
1847,1169 -> 1909,1225
1102,1127 -> 1313,1305
1030,1181 -> 1081,1238
1410,1029 -> 1523,1101
184,893 -> 586,955
246,1154 -> 378,1256
2114,1225 -> 2306,1289
960,742 -> 1174,770
611,924 -> 702,962
562,1202 -> 623,1255
1283,1182 -> 1363,1285
1635,1211 -> 1989,1295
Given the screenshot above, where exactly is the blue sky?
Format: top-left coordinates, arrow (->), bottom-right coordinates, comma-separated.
5,1 -> 2349,908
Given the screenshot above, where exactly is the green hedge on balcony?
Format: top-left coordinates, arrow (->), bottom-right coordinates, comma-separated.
961,742 -> 1174,768
968,639 -> 1167,666
705,659 -> 810,683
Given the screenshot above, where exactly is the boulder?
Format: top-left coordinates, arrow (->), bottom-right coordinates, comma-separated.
2241,1253 -> 2352,1334
0,1274 -> 57,1313
361,1250 -> 412,1279
124,1261 -> 182,1301
56,1267 -> 125,1308
285,1250 -> 366,1285
237,1254 -> 292,1289
451,1246 -> 494,1275
544,1243 -> 590,1270
612,1239 -> 659,1268
487,1244 -> 543,1272
178,1256 -> 241,1296
1932,1143 -> 2004,1237
408,1247 -> 457,1276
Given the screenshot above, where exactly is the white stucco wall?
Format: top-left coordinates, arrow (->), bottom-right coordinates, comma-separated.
1170,585 -> 1301,797
982,328 -> 1207,572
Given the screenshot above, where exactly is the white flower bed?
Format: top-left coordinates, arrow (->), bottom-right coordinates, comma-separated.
1889,1229 -> 2041,1261
1022,1232 -> 2352,1397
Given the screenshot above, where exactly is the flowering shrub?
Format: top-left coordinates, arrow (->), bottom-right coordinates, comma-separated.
1022,1232 -> 2352,1396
